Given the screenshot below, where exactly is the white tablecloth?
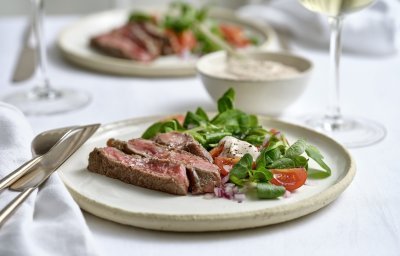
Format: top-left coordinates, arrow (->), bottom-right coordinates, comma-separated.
1,16 -> 400,256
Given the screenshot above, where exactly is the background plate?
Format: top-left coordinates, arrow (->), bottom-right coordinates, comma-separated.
57,7 -> 277,77
58,115 -> 355,232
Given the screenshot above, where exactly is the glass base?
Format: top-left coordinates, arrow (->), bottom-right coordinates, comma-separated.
305,115 -> 386,148
2,87 -> 91,116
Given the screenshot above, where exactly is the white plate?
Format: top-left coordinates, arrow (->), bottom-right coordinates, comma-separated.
58,115 -> 355,232
57,8 -> 277,77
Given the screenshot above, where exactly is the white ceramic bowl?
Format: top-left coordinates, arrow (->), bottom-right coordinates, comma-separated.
197,51 -> 313,116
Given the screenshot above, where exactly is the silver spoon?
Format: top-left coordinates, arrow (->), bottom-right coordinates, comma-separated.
31,126 -> 77,157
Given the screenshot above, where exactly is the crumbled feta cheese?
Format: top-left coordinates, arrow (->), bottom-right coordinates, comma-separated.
219,136 -> 260,159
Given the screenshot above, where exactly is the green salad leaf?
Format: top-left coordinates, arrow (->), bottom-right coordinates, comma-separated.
163,1 -> 208,33
255,183 -> 286,199
141,119 -> 183,139
230,153 -> 253,180
128,12 -> 153,23
305,144 -> 331,176
142,87 -> 268,150
217,88 -> 235,112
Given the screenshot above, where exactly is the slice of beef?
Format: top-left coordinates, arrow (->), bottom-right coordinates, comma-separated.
139,23 -> 174,55
107,138 -> 221,194
90,26 -> 155,62
87,147 -> 189,195
123,23 -> 161,57
153,132 -> 213,162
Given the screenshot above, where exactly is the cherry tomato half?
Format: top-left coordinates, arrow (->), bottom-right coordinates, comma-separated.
178,30 -> 196,51
219,24 -> 250,48
270,168 -> 307,192
214,157 -> 241,177
165,29 -> 196,54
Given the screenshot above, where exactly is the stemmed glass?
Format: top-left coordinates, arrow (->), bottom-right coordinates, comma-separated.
2,0 -> 90,115
298,0 -> 386,148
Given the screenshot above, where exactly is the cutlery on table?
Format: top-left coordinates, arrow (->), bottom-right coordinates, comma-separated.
0,125 -> 78,192
11,19 -> 37,83
0,124 -> 100,227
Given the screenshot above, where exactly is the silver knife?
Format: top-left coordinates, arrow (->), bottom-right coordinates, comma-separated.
12,20 -> 36,83
0,123 -> 100,227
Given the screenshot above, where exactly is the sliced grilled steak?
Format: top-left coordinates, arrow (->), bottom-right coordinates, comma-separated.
153,132 -> 213,162
139,23 -> 174,55
123,23 -> 161,57
90,34 -> 153,61
90,25 -> 155,61
107,138 -> 221,194
87,147 -> 189,195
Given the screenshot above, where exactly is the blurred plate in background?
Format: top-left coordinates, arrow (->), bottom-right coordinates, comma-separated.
57,7 -> 277,77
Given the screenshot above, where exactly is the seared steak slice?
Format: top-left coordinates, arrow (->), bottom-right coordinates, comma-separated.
107,138 -> 221,194
153,132 -> 213,162
139,23 -> 174,55
123,23 -> 161,57
87,147 -> 189,195
90,26 -> 155,61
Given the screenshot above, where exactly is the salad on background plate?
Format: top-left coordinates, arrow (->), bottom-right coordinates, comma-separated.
57,2 -> 274,76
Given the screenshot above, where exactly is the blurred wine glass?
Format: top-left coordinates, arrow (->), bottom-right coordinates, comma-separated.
298,0 -> 386,148
2,0 -> 90,115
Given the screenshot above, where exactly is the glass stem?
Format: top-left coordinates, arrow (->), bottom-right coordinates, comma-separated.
31,0 -> 52,96
326,16 -> 343,125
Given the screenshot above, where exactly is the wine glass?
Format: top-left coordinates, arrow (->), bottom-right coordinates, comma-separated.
298,0 -> 386,148
2,0 -> 90,115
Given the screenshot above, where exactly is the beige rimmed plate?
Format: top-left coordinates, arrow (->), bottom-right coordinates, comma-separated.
57,8 -> 277,77
58,115 -> 355,232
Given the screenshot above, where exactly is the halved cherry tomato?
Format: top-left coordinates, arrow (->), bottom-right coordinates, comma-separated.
209,144 -> 224,159
165,29 -> 196,54
219,24 -> 250,48
270,168 -> 307,192
177,30 -> 196,51
214,157 -> 241,176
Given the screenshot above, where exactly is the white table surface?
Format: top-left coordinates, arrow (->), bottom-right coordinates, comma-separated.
1,16 -> 400,256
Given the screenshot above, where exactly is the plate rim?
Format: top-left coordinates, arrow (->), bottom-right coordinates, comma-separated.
57,7 -> 277,77
59,114 -> 356,231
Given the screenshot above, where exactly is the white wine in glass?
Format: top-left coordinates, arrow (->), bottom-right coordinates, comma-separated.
298,0 -> 386,148
2,0 -> 90,115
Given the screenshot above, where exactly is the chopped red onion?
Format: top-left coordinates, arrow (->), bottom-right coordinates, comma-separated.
212,182 -> 247,202
214,187 -> 223,197
221,175 -> 230,184
225,183 -> 235,188
234,193 -> 246,202
284,190 -> 291,198
225,186 -> 233,196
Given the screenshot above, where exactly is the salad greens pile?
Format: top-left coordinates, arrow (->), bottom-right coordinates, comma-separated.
163,2 -> 225,54
142,88 -> 331,199
142,88 -> 268,149
229,137 -> 331,199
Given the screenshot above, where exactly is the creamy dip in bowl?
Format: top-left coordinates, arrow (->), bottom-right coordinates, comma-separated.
197,51 -> 312,116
